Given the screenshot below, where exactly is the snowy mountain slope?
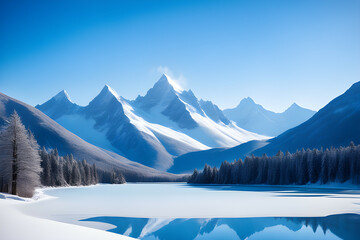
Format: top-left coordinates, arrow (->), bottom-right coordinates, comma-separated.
132,74 -> 267,147
224,97 -> 316,136
199,99 -> 230,125
82,85 -> 176,171
252,81 -> 360,156
37,85 -> 207,171
171,81 -> 360,173
0,92 -> 183,181
36,75 -> 267,171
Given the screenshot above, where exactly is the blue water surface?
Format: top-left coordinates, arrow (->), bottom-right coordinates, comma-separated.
81,214 -> 360,240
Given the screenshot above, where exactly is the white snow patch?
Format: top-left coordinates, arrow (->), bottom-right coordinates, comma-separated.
120,98 -> 209,151
163,73 -> 183,93
0,192 -> 135,240
105,84 -> 121,100
140,218 -> 174,238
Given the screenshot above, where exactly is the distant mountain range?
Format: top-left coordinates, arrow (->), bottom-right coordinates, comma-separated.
3,75 -> 355,176
36,74 -> 267,171
253,81 -> 360,156
224,97 -> 316,136
4,74 -> 357,178
171,81 -> 360,173
0,93 -> 182,181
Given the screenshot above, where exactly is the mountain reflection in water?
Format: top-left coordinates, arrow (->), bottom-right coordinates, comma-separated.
81,213 -> 360,240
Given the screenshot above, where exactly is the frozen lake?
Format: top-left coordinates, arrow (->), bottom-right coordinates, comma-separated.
21,183 -> 360,239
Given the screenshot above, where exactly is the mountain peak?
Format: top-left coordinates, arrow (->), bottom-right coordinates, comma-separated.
239,97 -> 256,106
88,84 -> 123,108
156,74 -> 183,93
53,90 -> 72,103
289,102 -> 300,109
282,102 -> 316,118
101,84 -> 120,100
284,103 -> 300,113
285,103 -> 313,113
35,89 -> 79,119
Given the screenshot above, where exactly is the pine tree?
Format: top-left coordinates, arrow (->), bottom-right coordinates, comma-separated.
188,142 -> 360,186
320,149 -> 330,184
62,155 -> 72,184
309,149 -> 321,184
0,111 -> 41,197
110,169 -> 126,184
82,159 -> 91,185
40,150 -> 51,186
49,150 -> 66,186
91,163 -> 98,184
18,130 -> 42,197
189,169 -> 199,183
71,161 -> 81,186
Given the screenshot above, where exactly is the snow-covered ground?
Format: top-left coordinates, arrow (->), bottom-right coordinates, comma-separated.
0,191 -> 135,240
1,183 -> 360,239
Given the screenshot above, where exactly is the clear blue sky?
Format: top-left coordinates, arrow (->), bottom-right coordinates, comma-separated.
0,0 -> 359,112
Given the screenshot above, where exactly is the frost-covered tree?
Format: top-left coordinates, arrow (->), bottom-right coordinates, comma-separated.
38,148 -> 103,186
82,159 -> 91,185
110,170 -> 126,184
0,111 -> 118,193
49,149 -> 66,186
71,161 -> 82,186
0,111 -> 41,197
17,130 -> 42,197
91,163 -> 98,184
40,148 -> 51,186
62,155 -> 71,184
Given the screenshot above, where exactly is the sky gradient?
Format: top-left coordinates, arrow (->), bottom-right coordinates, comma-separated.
0,0 -> 359,112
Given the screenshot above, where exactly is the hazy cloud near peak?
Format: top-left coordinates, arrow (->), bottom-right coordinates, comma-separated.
154,66 -> 188,90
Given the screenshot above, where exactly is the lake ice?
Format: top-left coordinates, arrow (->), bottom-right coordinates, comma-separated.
20,183 -> 360,239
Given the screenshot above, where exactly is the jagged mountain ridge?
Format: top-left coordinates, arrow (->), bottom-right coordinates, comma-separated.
224,97 -> 316,136
36,74 -> 267,171
0,92 -> 182,181
253,81 -> 360,156
172,81 -> 360,173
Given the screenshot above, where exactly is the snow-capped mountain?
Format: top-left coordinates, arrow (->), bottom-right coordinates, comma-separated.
132,74 -> 266,147
253,81 -> 360,156
36,74 -> 267,171
36,90 -> 80,119
0,92 -> 182,181
174,81 -> 360,173
224,97 -> 316,136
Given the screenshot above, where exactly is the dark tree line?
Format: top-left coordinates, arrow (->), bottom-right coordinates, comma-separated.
39,148 -> 126,186
188,142 -> 360,185
98,169 -> 126,184
39,148 -> 98,186
1,111 -> 126,197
